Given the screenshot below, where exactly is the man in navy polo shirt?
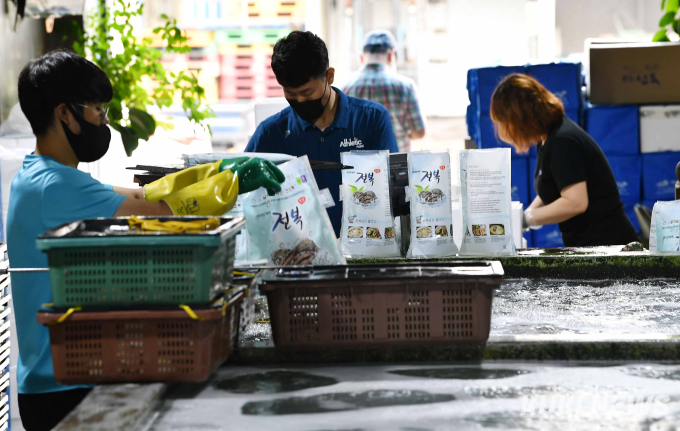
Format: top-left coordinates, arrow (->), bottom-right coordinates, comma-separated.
245,31 -> 399,237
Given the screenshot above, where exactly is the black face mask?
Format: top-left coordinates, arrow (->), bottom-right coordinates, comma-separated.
286,81 -> 330,124
61,104 -> 111,163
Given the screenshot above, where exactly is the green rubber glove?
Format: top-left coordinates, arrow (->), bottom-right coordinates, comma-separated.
227,158 -> 286,195
218,157 -> 251,173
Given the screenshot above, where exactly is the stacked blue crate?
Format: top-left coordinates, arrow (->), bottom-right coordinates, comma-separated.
467,62 -> 584,248
511,158 -> 533,248
528,152 -> 564,247
467,65 -> 529,158
528,62 -> 584,127
585,104 -> 642,234
642,152 -> 680,203
532,225 -> 564,249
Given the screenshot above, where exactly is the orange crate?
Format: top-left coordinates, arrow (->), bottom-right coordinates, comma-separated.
247,0 -> 305,19
220,80 -> 266,100
38,292 -> 244,384
258,262 -> 503,349
220,53 -> 270,69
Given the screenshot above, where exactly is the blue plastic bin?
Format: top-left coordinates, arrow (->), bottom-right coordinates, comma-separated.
532,224 -> 564,248
527,62 -> 583,111
585,105 -> 639,155
608,155 -> 642,201
642,152 -> 680,200
511,158 -> 530,205
622,201 -> 641,233
471,65 -> 527,114
478,114 -> 536,158
529,157 -> 538,200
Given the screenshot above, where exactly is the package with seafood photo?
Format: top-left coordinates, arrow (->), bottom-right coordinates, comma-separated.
225,195 -> 249,261
340,150 -> 401,258
459,148 -> 516,256
649,201 -> 680,252
244,156 -> 346,265
407,151 -> 459,258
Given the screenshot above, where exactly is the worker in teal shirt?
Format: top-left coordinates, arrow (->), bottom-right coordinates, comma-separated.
8,50 -> 284,431
245,31 -> 399,236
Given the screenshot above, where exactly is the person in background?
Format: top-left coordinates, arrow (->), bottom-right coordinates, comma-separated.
342,30 -> 426,152
490,73 -> 638,247
9,50 -> 283,431
246,31 -> 399,237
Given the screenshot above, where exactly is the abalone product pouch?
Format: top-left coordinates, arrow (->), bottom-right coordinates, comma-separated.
649,200 -> 680,252
340,150 -> 401,258
244,156 -> 345,265
459,148 -> 516,256
407,151 -> 459,258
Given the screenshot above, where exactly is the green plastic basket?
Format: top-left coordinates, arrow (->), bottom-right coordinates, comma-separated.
36,216 -> 245,308
214,28 -> 290,46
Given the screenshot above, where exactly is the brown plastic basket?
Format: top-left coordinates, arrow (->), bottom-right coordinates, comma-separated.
259,262 -> 503,348
37,291 -> 244,384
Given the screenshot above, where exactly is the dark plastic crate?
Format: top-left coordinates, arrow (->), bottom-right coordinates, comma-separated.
259,262 -> 503,349
38,291 -> 244,384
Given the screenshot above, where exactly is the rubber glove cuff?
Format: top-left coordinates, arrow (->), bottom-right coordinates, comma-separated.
523,209 -> 543,231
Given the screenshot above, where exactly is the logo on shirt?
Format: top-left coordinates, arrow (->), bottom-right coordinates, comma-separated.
339,138 -> 364,149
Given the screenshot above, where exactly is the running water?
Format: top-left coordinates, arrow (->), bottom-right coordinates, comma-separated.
491,278 -> 680,336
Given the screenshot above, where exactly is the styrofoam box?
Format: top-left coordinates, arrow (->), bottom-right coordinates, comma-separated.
639,105 -> 680,153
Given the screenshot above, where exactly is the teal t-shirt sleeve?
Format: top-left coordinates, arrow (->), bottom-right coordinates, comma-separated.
42,169 -> 126,229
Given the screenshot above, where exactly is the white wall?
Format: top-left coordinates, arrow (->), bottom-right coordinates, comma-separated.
0,5 -> 45,123
418,0 -> 528,117
556,0 -> 660,56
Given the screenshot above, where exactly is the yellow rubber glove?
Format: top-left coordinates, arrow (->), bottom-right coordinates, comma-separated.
128,216 -> 221,233
144,160 -> 222,203
161,169 -> 239,216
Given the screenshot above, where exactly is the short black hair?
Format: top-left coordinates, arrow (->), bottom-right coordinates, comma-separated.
271,31 -> 329,88
18,49 -> 113,136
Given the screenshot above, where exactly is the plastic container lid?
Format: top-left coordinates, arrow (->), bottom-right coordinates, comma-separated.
260,261 -> 504,284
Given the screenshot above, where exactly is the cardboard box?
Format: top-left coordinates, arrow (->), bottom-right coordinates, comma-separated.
589,42 -> 680,105
639,105 -> 680,153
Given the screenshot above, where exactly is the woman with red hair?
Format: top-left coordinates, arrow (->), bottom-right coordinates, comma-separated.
490,73 -> 638,247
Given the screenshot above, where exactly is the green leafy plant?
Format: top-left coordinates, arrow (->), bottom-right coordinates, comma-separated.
348,185 -> 364,193
654,0 -> 680,41
70,0 -> 215,155
414,185 -> 430,193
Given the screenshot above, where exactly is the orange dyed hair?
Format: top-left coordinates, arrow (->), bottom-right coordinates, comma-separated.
490,73 -> 565,154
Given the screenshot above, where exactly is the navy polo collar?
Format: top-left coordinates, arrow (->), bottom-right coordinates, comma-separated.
292,86 -> 350,132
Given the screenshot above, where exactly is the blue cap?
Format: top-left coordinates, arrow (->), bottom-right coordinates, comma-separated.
362,30 -> 397,53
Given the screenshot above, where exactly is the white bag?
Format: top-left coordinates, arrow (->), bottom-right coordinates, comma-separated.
225,195 -> 249,261
244,156 -> 346,265
649,201 -> 680,252
407,151 -> 459,258
340,150 -> 400,258
459,148 -> 516,256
